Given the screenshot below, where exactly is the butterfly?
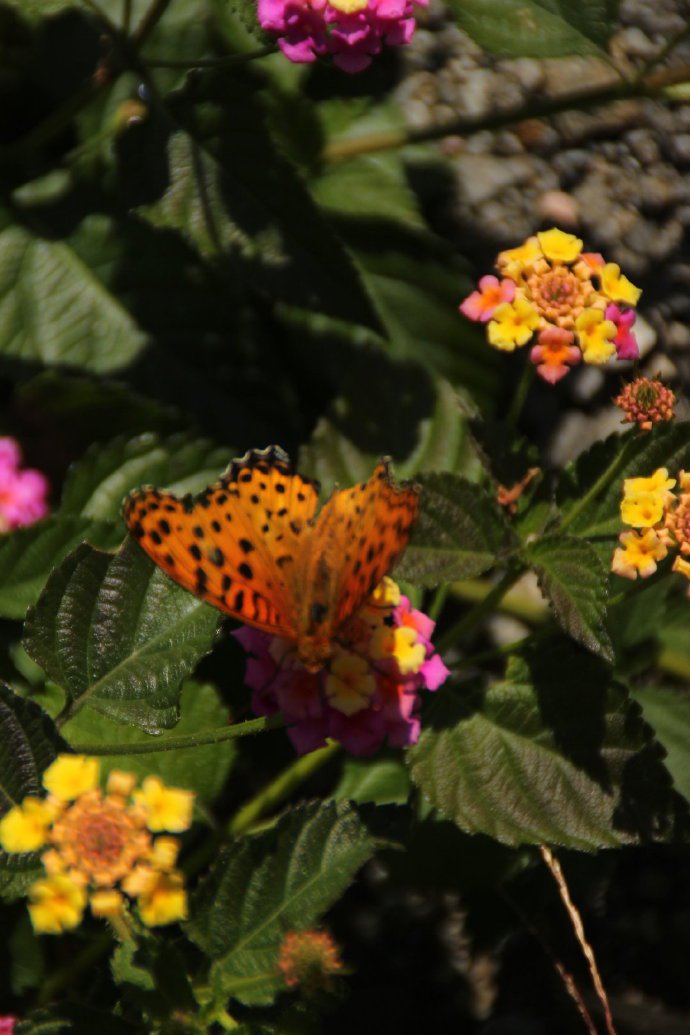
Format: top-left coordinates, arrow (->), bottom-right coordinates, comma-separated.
123,446 -> 420,671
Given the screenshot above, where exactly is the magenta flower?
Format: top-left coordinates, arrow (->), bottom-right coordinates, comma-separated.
235,578 -> 448,756
459,275 -> 516,323
0,437 -> 49,532
605,303 -> 639,360
0,1017 -> 15,1035
258,0 -> 427,73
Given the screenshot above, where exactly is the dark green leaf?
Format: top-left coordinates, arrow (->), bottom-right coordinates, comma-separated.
408,642 -> 689,849
0,215 -> 147,373
525,534 -> 613,661
634,687 -> 690,805
188,801 -> 376,1005
0,684 -> 66,900
0,518 -> 121,621
23,541 -> 222,733
396,472 -> 510,587
448,0 -> 618,57
332,756 -> 411,805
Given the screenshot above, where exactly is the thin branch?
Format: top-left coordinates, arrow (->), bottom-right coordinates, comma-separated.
540,845 -> 617,1035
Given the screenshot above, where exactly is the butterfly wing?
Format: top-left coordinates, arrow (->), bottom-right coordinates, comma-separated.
123,445 -> 320,639
296,460 -> 420,659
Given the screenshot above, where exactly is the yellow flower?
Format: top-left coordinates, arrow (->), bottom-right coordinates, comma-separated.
575,309 -> 616,363
368,577 -> 401,609
487,297 -> 540,351
0,797 -> 54,853
624,468 -> 676,498
28,874 -> 87,934
43,755 -> 99,801
497,236 -> 542,278
134,777 -> 194,833
90,889 -> 125,918
537,228 -> 583,264
106,770 -> 138,798
372,625 -> 425,675
137,870 -> 187,927
600,263 -> 641,306
611,529 -> 668,579
150,836 -> 179,871
324,651 -> 375,717
621,494 -> 666,529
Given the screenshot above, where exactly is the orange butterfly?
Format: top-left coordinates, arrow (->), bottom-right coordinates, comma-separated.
123,446 -> 420,671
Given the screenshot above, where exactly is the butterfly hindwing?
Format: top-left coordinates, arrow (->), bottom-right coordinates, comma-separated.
314,460 -> 421,630
123,446 -> 320,638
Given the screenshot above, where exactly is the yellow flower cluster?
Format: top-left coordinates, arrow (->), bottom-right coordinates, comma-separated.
0,755 -> 194,934
611,468 -> 690,586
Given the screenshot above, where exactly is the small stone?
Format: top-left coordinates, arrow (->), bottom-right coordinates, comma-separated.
536,190 -> 579,226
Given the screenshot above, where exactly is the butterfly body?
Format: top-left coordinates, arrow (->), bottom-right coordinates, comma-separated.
123,446 -> 420,671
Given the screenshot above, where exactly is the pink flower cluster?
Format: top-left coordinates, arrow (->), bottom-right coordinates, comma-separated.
235,578 -> 449,755
0,438 -> 49,532
258,0 -> 427,74
0,1017 -> 15,1035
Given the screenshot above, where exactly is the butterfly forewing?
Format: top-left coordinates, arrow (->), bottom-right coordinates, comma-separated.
123,446 -> 320,638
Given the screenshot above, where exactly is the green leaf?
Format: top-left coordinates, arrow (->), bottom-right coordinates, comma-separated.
408,642 -> 689,849
332,756 -> 410,805
188,801 -> 377,1005
313,155 -> 425,229
448,0 -> 618,57
139,72 -> 380,331
395,472 -> 510,587
23,541 -> 222,733
0,215 -> 147,373
63,682 -> 235,804
634,687 -> 690,805
0,684 -> 66,900
559,423 -> 690,538
0,517 -> 121,621
300,372 -> 468,493
524,535 -> 613,661
0,0 -> 71,17
59,433 -> 230,521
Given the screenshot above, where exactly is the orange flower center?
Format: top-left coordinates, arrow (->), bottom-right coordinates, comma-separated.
527,267 -> 592,327
51,793 -> 150,885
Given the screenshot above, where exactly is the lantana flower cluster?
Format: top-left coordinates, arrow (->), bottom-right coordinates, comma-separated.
614,376 -> 676,432
459,228 -> 642,384
258,0 -> 427,74
0,437 -> 49,532
278,929 -> 343,992
611,467 -> 690,588
235,576 -> 449,756
0,755 -> 194,934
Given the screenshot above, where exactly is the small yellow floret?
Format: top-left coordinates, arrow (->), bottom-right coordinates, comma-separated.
368,577 -> 401,609
150,836 -> 180,872
600,263 -> 642,306
487,297 -> 540,351
537,228 -> 583,264
106,769 -> 137,798
90,889 -> 125,918
673,555 -> 690,580
390,626 -> 425,675
621,494 -> 665,529
137,870 -> 187,927
134,777 -> 194,833
497,236 -> 542,278
324,652 -> 375,717
28,874 -> 87,934
575,309 -> 616,364
611,529 -> 667,580
0,797 -> 54,853
624,468 -> 676,498
43,755 -> 99,801
328,0 -> 368,11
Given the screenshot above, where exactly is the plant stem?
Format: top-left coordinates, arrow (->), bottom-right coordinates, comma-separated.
131,0 -> 175,50
437,565 -> 524,652
558,441 -> 632,535
143,46 -> 275,67
38,930 -> 113,1004
323,64 -> 690,164
73,713 -> 286,755
428,584 -> 449,623
506,360 -> 535,432
228,740 -> 341,836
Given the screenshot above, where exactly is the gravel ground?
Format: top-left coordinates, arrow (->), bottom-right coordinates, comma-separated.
396,0 -> 690,458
